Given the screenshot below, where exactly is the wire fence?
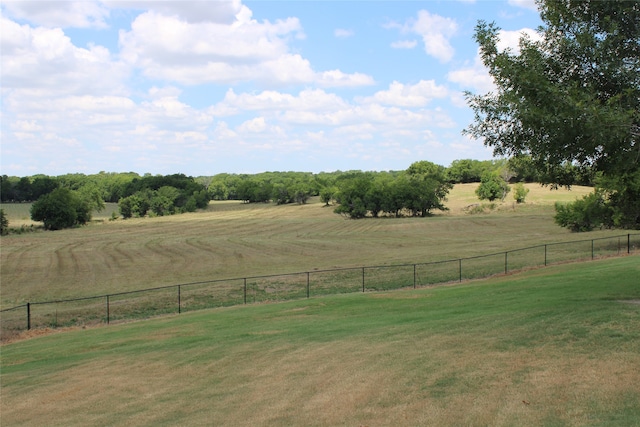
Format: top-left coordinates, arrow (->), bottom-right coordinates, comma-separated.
1,233 -> 639,340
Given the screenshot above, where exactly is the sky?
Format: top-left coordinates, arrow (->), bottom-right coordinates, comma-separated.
0,0 -> 543,176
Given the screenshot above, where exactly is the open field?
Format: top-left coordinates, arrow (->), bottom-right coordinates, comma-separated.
1,257 -> 639,426
0,183 -> 624,309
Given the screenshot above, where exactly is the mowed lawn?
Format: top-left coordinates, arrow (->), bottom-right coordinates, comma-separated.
0,183 -> 612,308
1,257 -> 639,426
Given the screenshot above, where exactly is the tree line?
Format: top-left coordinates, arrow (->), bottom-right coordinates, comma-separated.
0,157 -> 597,231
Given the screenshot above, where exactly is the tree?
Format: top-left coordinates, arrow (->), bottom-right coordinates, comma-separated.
446,159 -> 487,183
465,0 -> 639,228
405,161 -> 452,216
30,188 -> 91,230
333,172 -> 373,219
476,172 -> 510,202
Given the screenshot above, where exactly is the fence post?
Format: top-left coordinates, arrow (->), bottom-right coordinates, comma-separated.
459,259 -> 462,282
243,278 -> 247,304
544,244 -> 547,266
505,252 -> 508,274
413,264 -> 417,289
592,239 -> 595,260
362,267 -> 365,292
629,234 -> 631,254
306,272 -> 310,298
178,285 -> 181,314
27,303 -> 31,330
106,295 -> 110,324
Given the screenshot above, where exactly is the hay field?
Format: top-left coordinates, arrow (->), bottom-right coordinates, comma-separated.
1,257 -> 639,426
0,183 -> 608,308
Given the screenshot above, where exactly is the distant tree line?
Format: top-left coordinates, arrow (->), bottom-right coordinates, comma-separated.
0,157 -> 598,230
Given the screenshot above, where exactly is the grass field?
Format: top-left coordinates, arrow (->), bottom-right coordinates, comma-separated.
1,256 -> 638,426
0,183 -> 623,309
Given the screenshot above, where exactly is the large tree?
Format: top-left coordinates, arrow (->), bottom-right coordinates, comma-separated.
464,0 -> 639,227
30,188 -> 92,230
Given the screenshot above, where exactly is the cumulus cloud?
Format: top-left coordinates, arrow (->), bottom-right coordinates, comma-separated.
1,0 -> 110,28
447,56 -> 494,93
359,80 -> 449,107
387,10 -> 458,63
118,9 -> 371,87
107,0 -> 245,24
0,15 -> 128,96
217,88 -> 350,113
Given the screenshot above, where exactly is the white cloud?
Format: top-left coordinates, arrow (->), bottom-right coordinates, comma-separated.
1,0 -> 110,28
0,16 -> 129,96
218,88 -> 350,113
447,55 -> 494,93
238,117 -> 267,133
496,28 -> 540,53
508,0 -> 539,11
388,10 -> 458,63
107,0 -> 245,24
360,80 -> 449,107
118,10 -> 371,87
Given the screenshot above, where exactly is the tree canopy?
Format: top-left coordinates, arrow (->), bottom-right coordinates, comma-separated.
30,188 -> 92,230
465,0 -> 639,228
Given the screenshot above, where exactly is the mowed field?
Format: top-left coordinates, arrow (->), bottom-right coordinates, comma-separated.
0,183 -> 617,308
1,257 -> 639,426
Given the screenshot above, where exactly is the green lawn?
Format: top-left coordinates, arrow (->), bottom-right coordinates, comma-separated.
2,256 -> 638,426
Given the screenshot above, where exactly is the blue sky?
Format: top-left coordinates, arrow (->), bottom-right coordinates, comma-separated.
1,0 -> 542,176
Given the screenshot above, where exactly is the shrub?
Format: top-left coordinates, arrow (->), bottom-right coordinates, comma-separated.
476,172 -> 510,202
0,209 -> 8,235
554,191 -> 610,232
513,183 -> 530,203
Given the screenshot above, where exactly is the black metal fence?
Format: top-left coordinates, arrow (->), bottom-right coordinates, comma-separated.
1,233 -> 638,340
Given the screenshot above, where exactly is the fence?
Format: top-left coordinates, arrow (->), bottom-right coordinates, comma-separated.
1,233 -> 639,340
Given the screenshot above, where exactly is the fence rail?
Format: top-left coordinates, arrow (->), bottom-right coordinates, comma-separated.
2,233 -> 639,340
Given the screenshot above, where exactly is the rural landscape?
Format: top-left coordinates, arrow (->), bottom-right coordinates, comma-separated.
2,0 -> 639,425
1,178 -> 639,425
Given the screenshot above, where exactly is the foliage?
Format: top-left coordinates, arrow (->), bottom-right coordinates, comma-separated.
319,186 -> 336,206
0,209 -> 8,235
30,188 -> 91,230
475,172 -> 510,202
446,159 -> 500,183
554,191 -> 610,232
513,183 -> 530,204
465,0 -> 639,227
333,161 -> 452,219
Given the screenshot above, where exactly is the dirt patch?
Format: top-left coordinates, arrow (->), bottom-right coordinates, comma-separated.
619,299 -> 640,305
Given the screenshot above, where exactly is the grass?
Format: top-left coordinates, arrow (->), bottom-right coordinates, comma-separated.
0,183 -> 614,310
1,256 -> 638,426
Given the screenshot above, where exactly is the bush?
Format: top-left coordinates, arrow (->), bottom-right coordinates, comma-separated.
554,191 -> 610,232
0,209 -> 8,235
513,183 -> 530,203
476,172 -> 510,202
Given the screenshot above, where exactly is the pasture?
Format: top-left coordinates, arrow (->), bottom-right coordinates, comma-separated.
1,257 -> 639,426
0,183 -> 616,309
